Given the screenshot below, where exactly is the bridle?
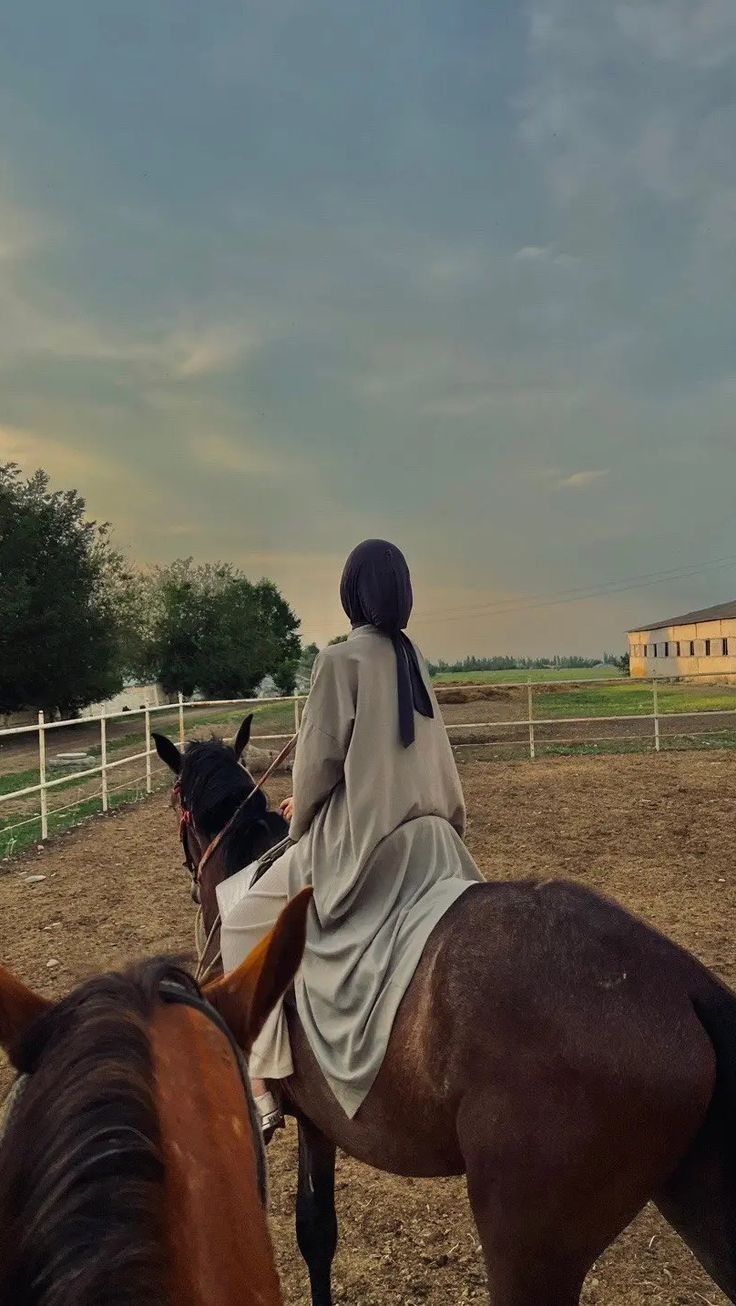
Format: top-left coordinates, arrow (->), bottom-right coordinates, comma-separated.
172,734 -> 299,984
175,783 -> 198,880
159,976 -> 268,1205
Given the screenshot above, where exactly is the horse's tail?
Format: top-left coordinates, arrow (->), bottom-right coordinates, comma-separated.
693,982 -> 736,1123
656,980 -> 736,1299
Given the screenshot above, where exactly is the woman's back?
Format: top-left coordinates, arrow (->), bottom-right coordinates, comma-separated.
289,626 -> 466,901
284,623 -> 482,1115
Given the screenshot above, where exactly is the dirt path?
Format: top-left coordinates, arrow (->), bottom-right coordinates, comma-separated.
1,752 -> 734,1303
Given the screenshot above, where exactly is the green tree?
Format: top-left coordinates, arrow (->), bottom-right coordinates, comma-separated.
293,642 -> 319,693
328,634 -> 349,645
0,464 -> 130,717
147,560 -> 301,699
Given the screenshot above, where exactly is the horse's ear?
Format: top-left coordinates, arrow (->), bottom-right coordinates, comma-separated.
153,732 -> 182,776
233,714 -> 254,763
205,888 -> 312,1051
0,964 -> 51,1058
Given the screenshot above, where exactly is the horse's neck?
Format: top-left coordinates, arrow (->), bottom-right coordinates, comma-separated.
221,810 -> 287,877
151,1005 -> 282,1304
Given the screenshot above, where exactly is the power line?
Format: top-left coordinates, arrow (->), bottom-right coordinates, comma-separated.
410,552 -> 736,627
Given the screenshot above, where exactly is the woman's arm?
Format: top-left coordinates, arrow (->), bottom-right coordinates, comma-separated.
289,650 -> 355,840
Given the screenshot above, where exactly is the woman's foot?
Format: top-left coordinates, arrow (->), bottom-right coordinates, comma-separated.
254,1089 -> 284,1143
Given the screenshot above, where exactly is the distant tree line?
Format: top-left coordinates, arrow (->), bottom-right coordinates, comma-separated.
0,464 -> 302,717
427,651 -> 625,676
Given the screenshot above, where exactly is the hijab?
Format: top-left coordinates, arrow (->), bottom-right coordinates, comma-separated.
340,539 -> 434,748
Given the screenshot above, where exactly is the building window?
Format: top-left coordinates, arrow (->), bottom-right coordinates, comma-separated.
647,643 -> 655,658
674,641 -> 681,656
705,639 -> 711,656
685,641 -> 694,657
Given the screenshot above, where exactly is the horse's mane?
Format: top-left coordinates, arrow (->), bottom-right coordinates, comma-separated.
180,739 -> 287,871
0,958 -> 198,1306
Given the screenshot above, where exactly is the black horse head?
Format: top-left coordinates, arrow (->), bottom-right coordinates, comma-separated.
154,715 -> 288,899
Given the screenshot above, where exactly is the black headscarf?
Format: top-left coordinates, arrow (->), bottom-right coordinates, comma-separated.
340,539 -> 434,748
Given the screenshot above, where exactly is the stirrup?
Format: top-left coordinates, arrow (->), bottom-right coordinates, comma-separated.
255,1090 -> 284,1143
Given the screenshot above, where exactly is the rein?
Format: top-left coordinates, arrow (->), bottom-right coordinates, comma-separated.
175,733 -> 299,984
159,977 -> 268,1205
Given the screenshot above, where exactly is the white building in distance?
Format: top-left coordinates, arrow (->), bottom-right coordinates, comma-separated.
628,601 -> 736,680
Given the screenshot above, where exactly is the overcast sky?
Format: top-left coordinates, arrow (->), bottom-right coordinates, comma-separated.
2,1 -> 736,658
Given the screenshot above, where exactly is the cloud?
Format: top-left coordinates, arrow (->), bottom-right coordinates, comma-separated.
188,433 -> 278,477
0,423 -> 108,482
168,325 -> 267,379
0,422 -> 155,516
557,469 -> 609,490
514,245 -> 550,261
614,0 -> 736,69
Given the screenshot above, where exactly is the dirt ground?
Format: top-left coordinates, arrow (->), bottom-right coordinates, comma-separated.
1,751 -> 735,1304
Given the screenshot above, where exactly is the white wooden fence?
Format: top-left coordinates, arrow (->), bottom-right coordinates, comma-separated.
0,692 -> 304,853
2,673 -> 736,855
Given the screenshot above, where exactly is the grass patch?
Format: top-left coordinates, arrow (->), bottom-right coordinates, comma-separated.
0,776 -> 169,862
0,766 -> 39,797
533,682 -> 736,720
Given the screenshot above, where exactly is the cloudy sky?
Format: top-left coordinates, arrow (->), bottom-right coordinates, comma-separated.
2,1 -> 736,658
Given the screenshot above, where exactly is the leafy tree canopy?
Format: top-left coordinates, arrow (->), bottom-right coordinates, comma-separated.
146,559 -> 301,700
0,464 -> 134,717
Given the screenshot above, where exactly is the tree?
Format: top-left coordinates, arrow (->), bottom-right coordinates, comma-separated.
146,560 -> 301,699
0,464 -> 132,717
293,642 -> 319,694
328,634 -> 349,645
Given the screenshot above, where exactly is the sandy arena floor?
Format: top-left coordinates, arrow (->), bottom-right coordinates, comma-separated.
1,751 -> 735,1304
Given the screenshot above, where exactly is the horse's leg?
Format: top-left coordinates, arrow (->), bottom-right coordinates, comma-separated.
655,1102 -> 736,1299
295,1117 -> 338,1306
652,985 -> 736,1300
459,1099 -> 603,1306
464,1166 -> 585,1305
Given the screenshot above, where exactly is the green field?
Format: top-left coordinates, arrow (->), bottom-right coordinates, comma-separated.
531,681 -> 736,720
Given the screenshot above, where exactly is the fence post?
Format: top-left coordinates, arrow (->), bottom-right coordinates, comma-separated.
178,691 -> 185,748
652,677 -> 660,753
145,703 -> 152,795
100,708 -> 109,813
38,711 -> 48,841
527,679 -> 536,761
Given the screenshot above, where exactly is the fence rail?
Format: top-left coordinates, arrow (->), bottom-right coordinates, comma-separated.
0,692 -> 305,858
3,673 -> 736,858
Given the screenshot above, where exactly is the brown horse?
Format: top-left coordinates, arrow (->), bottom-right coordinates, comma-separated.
0,889 -> 312,1306
155,720 -> 736,1306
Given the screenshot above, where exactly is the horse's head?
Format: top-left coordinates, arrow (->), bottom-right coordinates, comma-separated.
0,889 -> 311,1306
154,714 -> 263,902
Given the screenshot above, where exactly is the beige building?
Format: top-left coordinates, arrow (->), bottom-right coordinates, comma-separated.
628,601 -> 736,680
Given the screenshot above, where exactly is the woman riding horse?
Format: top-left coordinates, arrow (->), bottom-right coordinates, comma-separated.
217,539 -> 484,1135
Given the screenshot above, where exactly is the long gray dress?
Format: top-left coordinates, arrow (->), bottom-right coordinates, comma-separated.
281,625 -> 483,1118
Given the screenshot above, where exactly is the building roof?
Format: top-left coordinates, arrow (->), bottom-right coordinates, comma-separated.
628,600 -> 736,633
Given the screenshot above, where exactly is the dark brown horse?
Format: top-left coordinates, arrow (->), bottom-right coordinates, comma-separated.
0,890 -> 311,1306
155,720 -> 736,1306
